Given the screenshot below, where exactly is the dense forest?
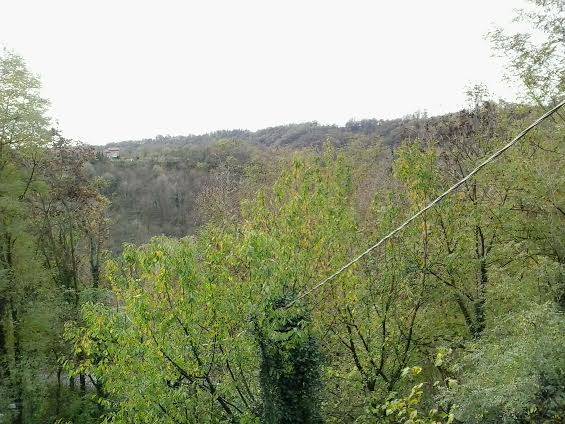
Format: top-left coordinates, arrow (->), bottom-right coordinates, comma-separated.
1,1 -> 564,423
93,113 -> 444,251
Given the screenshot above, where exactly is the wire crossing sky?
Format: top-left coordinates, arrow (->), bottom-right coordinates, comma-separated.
1,0 -> 524,145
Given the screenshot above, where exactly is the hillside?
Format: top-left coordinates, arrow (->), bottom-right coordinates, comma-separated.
1,0 -> 563,422
94,103 -> 529,252
101,115 -> 425,158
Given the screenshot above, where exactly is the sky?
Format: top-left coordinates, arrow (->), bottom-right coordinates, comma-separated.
1,0 -> 525,145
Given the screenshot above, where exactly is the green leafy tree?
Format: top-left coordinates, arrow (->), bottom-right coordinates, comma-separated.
254,295 -> 322,424
444,303 -> 564,423
488,0 -> 564,107
0,49 -> 52,424
72,149 -> 360,423
1,49 -> 109,423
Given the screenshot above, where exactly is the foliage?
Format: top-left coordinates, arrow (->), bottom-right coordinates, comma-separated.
444,303 -> 565,423
376,366 -> 454,424
254,295 -> 323,424
71,150 -> 360,423
0,50 -> 108,423
2,1 -> 564,422
488,0 -> 564,106
73,100 -> 564,423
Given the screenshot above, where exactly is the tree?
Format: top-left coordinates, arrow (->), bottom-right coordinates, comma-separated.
1,50 -> 109,423
0,49 -> 52,424
72,148 -> 362,422
444,303 -> 564,423
254,295 -> 323,424
488,0 -> 565,108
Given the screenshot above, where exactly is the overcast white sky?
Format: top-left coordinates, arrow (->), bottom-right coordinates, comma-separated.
1,0 -> 525,145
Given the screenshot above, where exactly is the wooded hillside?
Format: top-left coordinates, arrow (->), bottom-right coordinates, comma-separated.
0,0 -> 563,422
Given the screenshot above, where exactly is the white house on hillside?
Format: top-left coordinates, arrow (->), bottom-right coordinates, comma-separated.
103,147 -> 120,159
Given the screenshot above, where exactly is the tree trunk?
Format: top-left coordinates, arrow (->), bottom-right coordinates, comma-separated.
80,373 -> 86,393
473,225 -> 488,337
11,301 -> 23,424
56,367 -> 62,416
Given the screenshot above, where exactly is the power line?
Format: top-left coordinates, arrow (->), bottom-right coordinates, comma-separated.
287,99 -> 565,308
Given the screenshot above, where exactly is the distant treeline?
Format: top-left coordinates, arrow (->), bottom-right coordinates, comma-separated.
102,115 -> 429,158
93,103 -> 529,253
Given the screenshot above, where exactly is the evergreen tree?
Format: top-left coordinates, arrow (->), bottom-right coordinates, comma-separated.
254,296 -> 322,424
